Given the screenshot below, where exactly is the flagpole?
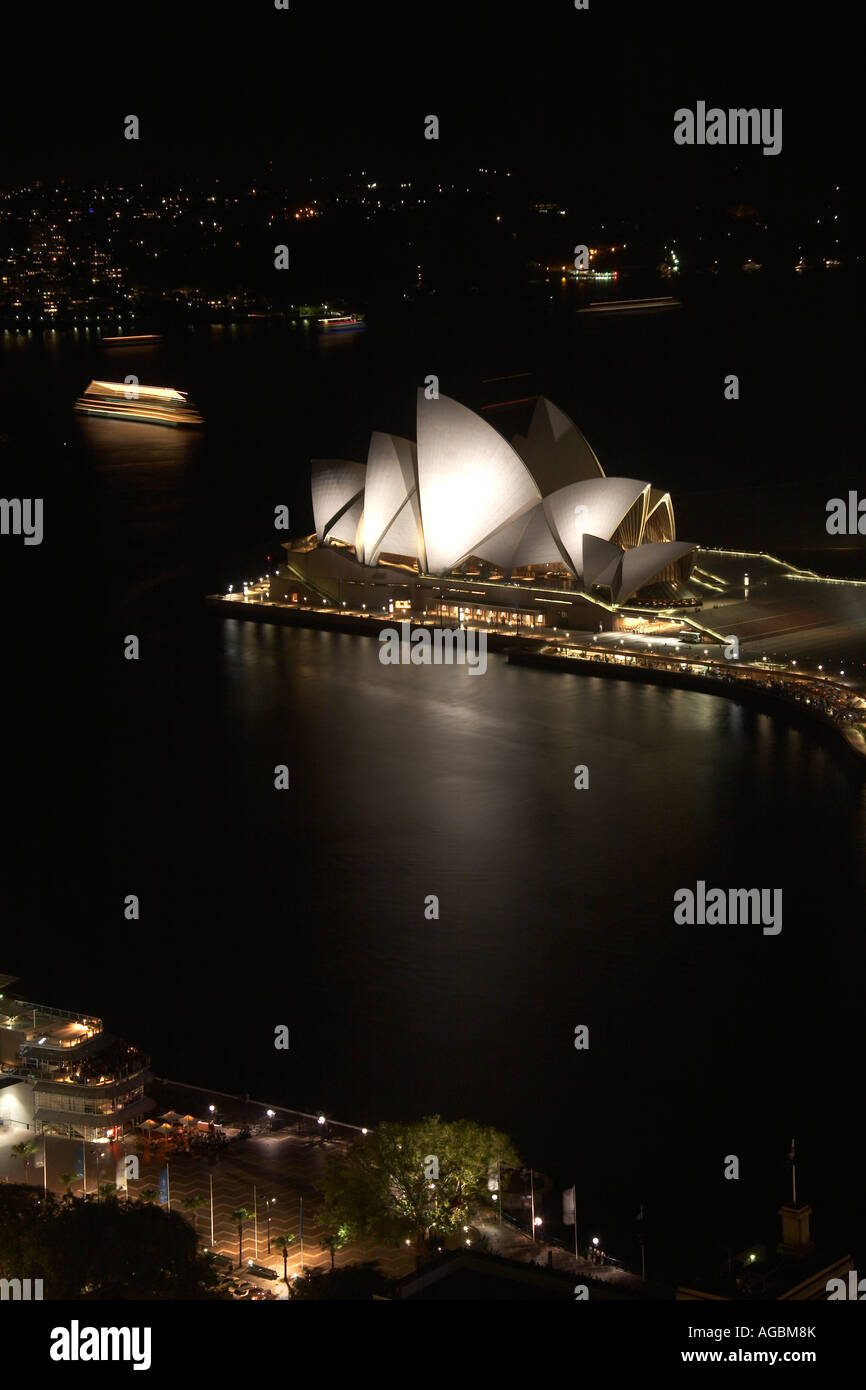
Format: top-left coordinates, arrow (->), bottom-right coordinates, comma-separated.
574,1183 -> 578,1260
299,1196 -> 304,1271
639,1202 -> 647,1281
530,1170 -> 535,1241
254,1185 -> 258,1259
209,1173 -> 214,1245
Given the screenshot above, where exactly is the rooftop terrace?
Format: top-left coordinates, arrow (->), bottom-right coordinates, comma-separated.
0,996 -> 102,1049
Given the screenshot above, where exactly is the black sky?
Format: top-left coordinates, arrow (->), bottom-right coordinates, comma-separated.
0,0 -> 856,218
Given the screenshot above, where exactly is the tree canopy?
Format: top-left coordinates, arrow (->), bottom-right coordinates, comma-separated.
0,1183 -> 225,1299
321,1115 -> 520,1249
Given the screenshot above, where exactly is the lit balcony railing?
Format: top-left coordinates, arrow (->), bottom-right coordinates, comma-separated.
2,1057 -> 150,1089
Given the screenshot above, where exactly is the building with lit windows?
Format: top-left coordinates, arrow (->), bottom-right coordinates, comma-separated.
0,974 -> 153,1143
270,392 -> 696,629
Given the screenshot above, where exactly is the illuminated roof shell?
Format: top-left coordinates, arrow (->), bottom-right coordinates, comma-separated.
512,396 -> 605,495
311,460 -> 366,542
543,478 -> 650,576
615,540 -> 695,603
361,433 -> 421,566
416,390 -> 541,574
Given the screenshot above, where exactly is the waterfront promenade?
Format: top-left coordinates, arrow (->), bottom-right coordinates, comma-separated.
0,1080 -> 414,1293
206,546 -> 866,771
5,1077 -> 638,1297
507,643 -> 866,771
124,1079 -> 416,1291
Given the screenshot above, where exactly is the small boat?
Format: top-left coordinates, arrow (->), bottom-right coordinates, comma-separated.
317,313 -> 365,331
102,333 -> 163,344
74,380 -> 203,427
578,297 -> 680,314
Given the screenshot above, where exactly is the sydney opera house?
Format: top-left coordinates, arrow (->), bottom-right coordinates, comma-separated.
270,391 -> 696,631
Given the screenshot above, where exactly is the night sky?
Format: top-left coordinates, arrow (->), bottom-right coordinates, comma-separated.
1,1 -> 856,216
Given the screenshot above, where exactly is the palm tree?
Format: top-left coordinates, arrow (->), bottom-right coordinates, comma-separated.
98,1183 -> 118,1202
11,1141 -> 36,1184
320,1225 -> 350,1271
274,1233 -> 296,1284
230,1207 -> 253,1270
58,1172 -> 79,1201
138,1186 -> 159,1204
182,1193 -> 208,1235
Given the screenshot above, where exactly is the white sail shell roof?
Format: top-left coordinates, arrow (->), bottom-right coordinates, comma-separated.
615,540 -> 695,603
582,533 -> 625,590
512,504 -> 568,567
362,433 -> 419,565
512,396 -> 605,496
475,503 -> 566,569
473,510 -> 533,569
416,390 -> 541,574
311,460 -> 366,541
327,496 -> 365,546
543,477 -> 650,576
375,495 -> 425,561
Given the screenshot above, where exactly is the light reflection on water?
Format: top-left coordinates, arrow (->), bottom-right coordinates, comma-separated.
6,306 -> 865,1277
184,621 -> 866,1271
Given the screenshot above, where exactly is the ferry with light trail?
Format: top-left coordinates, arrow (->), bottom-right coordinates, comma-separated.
74,380 -> 203,428
317,313 -> 366,331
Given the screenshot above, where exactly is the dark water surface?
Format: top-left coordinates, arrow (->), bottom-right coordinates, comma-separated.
3,283 -> 865,1279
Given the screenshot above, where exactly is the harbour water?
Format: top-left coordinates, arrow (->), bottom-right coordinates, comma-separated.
3,279 -> 865,1279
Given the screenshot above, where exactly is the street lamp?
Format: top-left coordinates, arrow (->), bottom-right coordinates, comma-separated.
265,1196 -> 277,1252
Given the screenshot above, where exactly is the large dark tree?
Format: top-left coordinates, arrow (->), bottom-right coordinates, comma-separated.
0,1181 -> 46,1281
0,1183 -> 225,1299
322,1116 -> 520,1253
